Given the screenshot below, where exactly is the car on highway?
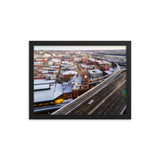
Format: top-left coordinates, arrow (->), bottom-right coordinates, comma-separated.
88,99 -> 94,105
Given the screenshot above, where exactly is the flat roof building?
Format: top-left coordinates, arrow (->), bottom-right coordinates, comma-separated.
34,83 -> 63,103
88,69 -> 103,79
62,70 -> 77,82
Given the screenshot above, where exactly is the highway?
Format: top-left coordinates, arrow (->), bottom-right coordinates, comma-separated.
51,69 -> 126,115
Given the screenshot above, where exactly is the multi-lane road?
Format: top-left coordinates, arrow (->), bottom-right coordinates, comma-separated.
51,69 -> 126,115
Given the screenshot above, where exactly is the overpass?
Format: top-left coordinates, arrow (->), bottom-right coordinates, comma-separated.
51,68 -> 126,115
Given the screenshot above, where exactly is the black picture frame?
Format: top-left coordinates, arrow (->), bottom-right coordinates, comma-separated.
29,41 -> 131,119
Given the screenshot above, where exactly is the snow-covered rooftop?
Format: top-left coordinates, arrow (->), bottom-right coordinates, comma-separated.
63,83 -> 72,93
42,71 -> 48,74
51,59 -> 61,62
70,74 -> 82,84
62,70 -> 77,75
88,69 -> 103,74
34,83 -> 63,103
44,54 -> 51,58
88,58 -> 95,62
104,71 -> 112,75
81,64 -> 95,69
34,84 -> 50,90
109,68 -> 115,72
72,83 -> 82,90
34,62 -> 43,65
74,58 -> 81,61
34,79 -> 55,85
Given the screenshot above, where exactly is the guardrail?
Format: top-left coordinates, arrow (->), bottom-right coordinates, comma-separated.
51,68 -> 125,115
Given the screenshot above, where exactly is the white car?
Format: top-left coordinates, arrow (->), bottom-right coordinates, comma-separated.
88,99 -> 94,105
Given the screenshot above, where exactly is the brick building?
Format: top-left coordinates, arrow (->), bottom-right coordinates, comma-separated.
82,70 -> 89,90
82,57 -> 88,63
62,71 -> 77,81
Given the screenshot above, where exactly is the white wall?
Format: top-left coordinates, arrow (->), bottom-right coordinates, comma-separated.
0,0 -> 160,160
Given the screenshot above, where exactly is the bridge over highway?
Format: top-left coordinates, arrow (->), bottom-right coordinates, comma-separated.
51,68 -> 126,115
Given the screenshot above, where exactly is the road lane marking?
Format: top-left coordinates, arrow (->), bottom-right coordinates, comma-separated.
88,80 -> 126,115
120,105 -> 127,115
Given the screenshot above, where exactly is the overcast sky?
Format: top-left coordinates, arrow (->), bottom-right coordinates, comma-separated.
34,45 -> 126,50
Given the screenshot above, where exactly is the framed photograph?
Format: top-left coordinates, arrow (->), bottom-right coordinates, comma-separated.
29,41 -> 131,119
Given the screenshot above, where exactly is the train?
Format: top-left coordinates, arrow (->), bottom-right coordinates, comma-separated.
33,97 -> 64,107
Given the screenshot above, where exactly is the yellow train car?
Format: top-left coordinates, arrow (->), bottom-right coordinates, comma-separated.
55,98 -> 64,104
38,103 -> 43,107
33,104 -> 37,107
50,101 -> 54,105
